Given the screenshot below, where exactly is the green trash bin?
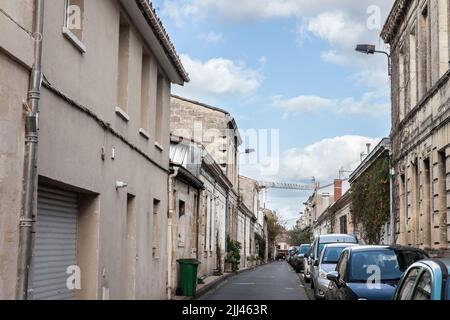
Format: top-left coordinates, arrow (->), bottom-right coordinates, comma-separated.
177,259 -> 201,297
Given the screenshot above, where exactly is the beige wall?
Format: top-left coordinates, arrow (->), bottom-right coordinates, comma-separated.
169,177 -> 200,294
0,0 -> 179,299
387,0 -> 450,255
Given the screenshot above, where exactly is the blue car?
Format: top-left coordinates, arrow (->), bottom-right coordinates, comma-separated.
326,245 -> 428,300
393,259 -> 450,300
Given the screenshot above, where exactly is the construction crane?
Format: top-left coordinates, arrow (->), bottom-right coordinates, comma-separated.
257,178 -> 348,191
257,181 -> 316,191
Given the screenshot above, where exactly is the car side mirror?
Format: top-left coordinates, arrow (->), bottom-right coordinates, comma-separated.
314,260 -> 319,267
327,271 -> 339,283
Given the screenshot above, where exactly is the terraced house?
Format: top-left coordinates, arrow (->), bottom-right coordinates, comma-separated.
382,0 -> 450,256
0,0 -> 188,299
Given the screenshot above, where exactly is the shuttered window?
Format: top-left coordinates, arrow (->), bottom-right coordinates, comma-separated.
31,186 -> 78,300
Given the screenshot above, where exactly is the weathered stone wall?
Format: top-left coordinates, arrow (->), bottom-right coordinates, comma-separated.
388,0 -> 450,255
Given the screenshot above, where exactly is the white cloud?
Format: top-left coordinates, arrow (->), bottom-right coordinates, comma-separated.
240,134 -> 382,227
281,135 -> 382,181
272,92 -> 390,117
198,31 -> 224,44
272,95 -> 333,113
174,54 -> 262,101
162,0 -> 393,91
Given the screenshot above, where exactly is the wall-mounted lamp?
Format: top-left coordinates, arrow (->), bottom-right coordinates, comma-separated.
116,181 -> 128,190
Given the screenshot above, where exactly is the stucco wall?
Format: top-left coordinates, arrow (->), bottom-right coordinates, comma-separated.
0,0 -> 34,300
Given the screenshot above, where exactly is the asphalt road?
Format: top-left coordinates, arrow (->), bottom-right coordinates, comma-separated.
199,261 -> 309,300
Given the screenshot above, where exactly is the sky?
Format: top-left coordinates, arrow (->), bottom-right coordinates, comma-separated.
153,0 -> 395,227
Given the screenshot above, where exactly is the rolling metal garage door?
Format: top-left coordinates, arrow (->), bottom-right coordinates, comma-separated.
31,185 -> 78,300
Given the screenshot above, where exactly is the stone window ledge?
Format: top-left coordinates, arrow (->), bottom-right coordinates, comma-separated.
115,106 -> 130,122
139,128 -> 150,140
62,27 -> 86,53
155,141 -> 164,152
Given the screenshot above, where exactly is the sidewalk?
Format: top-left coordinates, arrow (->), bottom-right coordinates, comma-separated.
171,264 -> 265,300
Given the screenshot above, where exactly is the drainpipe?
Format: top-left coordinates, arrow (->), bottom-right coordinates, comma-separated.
195,187 -> 200,260
16,0 -> 45,300
389,151 -> 394,245
167,167 -> 179,300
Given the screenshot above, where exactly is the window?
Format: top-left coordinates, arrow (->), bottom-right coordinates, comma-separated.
438,0 -> 449,77
419,6 -> 430,98
337,251 -> 348,281
423,158 -> 432,248
204,195 -> 209,251
399,48 -> 406,121
152,199 -> 161,258
412,271 -> 432,300
409,28 -> 418,108
63,0 -> 86,52
397,268 -> 420,299
140,53 -> 151,136
155,73 -> 165,146
339,215 -> 348,234
209,197 -> 214,251
117,14 -> 131,117
178,200 -> 185,218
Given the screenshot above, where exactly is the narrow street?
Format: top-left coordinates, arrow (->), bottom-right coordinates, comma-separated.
199,262 -> 309,300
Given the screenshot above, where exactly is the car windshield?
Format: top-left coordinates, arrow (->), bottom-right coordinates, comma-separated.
318,238 -> 356,256
322,247 -> 346,264
349,249 -> 427,282
299,245 -> 311,254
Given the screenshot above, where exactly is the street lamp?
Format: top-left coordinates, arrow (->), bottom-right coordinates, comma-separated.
355,44 -> 391,76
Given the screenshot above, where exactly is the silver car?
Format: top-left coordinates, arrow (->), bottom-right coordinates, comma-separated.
307,234 -> 358,295
311,243 -> 359,299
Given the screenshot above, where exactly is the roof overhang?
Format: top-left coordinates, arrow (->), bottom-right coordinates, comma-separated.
380,0 -> 411,44
120,0 -> 189,85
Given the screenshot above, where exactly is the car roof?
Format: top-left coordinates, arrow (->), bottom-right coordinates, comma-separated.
346,245 -> 427,253
416,258 -> 450,271
323,243 -> 359,249
299,244 -> 311,247
317,234 -> 357,242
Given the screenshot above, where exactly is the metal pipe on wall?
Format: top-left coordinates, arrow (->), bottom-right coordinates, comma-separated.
167,167 -> 179,300
16,0 -> 45,300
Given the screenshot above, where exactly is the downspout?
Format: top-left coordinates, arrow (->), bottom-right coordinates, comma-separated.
167,167 -> 179,300
195,187 -> 200,260
16,0 -> 45,300
389,150 -> 394,245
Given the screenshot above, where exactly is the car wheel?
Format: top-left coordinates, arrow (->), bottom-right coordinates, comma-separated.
304,274 -> 310,283
314,287 -> 322,300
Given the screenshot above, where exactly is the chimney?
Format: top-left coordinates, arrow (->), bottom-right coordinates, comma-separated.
366,143 -> 371,155
334,179 -> 343,201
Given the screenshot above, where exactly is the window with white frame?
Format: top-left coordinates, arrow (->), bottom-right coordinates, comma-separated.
63,0 -> 85,52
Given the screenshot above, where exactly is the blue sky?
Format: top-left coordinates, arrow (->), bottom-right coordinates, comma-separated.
154,0 -> 394,226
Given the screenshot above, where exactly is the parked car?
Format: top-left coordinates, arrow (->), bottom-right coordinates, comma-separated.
287,246 -> 299,264
292,244 -> 311,273
393,258 -> 450,300
326,245 -> 428,300
303,245 -> 313,283
311,243 -> 358,299
306,234 -> 358,285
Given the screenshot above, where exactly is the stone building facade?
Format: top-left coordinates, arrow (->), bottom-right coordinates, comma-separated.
170,95 -> 242,243
382,0 -> 450,256
169,136 -> 230,283
167,163 -> 203,298
0,0 -> 188,300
